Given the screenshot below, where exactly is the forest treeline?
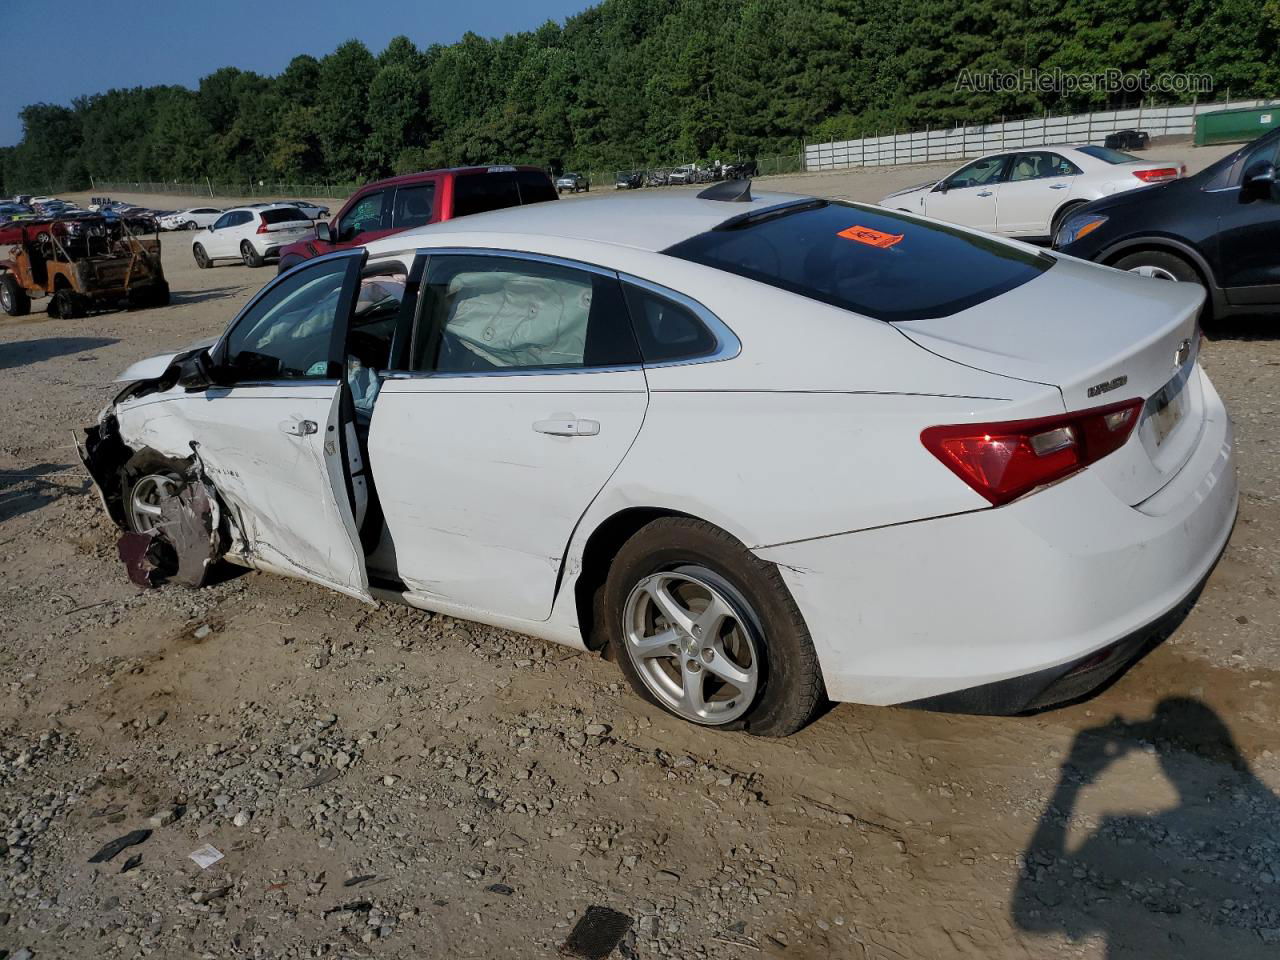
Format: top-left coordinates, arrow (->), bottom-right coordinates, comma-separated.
2,0 -> 1277,192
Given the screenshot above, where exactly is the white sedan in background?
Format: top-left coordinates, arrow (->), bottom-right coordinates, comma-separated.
880,145 -> 1185,241
158,207 -> 223,231
83,188 -> 1235,736
190,204 -> 316,268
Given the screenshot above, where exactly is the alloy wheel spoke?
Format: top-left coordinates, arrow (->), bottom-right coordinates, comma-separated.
134,500 -> 162,517
702,643 -> 753,690
646,580 -> 695,633
680,664 -> 707,715
630,627 -> 679,659
693,593 -> 735,641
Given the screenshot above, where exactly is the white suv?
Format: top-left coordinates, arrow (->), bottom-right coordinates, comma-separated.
191,205 -> 316,269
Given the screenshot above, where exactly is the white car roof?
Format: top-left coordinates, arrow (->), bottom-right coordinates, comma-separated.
386,189 -> 803,253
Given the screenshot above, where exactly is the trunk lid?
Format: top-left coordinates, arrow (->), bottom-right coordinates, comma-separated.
896,255 -> 1206,506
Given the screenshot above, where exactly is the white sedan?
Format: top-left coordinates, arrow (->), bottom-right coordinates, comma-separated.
879,145 -> 1185,241
191,204 -> 316,268
158,207 -> 222,231
81,187 -> 1236,736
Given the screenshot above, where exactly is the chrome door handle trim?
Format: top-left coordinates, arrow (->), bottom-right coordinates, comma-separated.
976,191 -> 993,197
533,418 -> 600,437
1049,183 -> 1070,189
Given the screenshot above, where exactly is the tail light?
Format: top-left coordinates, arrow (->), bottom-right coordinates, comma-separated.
256,218 -> 270,234
1132,167 -> 1180,184
921,398 -> 1144,506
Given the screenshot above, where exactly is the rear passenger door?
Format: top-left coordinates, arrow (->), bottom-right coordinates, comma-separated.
367,251 -> 648,621
996,151 -> 1082,237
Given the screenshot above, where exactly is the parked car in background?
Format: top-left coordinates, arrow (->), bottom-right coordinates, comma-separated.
191,204 -> 315,269
615,171 -> 644,189
158,207 -> 222,231
85,188 -> 1234,736
667,165 -> 696,185
556,172 -> 589,193
275,165 -> 557,273
284,200 -> 329,219
723,160 -> 758,180
0,203 -> 35,223
880,145 -> 1184,242
1105,129 -> 1151,150
1056,126 -> 1280,320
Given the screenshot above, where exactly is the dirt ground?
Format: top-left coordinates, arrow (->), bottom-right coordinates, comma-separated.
1,148 -> 1278,960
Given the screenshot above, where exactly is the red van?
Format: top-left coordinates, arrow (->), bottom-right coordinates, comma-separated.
276,165 -> 557,273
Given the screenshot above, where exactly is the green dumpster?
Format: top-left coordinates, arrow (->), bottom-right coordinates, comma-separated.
1194,105 -> 1280,146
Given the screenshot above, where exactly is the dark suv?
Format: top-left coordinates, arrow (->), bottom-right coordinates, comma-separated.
277,165 -> 557,273
1055,128 -> 1280,319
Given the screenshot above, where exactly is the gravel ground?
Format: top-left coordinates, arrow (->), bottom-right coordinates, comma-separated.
0,148 -> 1277,959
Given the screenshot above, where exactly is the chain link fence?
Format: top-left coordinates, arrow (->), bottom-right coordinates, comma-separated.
91,180 -> 361,201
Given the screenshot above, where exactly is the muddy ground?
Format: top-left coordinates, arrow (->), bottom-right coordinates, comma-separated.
0,147 -> 1277,959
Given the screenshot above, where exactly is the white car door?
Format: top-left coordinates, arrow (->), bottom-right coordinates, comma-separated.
995,151 -> 1082,236
922,154 -> 1009,233
209,211 -> 247,258
368,251 -> 649,621
177,251 -> 373,601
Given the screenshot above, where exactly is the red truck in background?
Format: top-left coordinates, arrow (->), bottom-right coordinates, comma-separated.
276,165 -> 558,273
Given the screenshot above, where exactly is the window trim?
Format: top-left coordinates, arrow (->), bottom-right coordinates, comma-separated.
380,247 -> 739,379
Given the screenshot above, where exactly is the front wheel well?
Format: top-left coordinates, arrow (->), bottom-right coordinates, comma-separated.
1102,243 -> 1209,286
573,507 -> 699,650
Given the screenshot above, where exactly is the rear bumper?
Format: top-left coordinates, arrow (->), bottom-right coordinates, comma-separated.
755,369 -> 1237,710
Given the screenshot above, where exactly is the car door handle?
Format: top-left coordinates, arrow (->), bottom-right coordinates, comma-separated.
976,190 -> 993,197
1049,183 -> 1070,189
279,418 -> 318,437
533,417 -> 600,437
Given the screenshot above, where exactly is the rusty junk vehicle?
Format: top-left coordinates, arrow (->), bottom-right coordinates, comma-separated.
0,213 -> 170,318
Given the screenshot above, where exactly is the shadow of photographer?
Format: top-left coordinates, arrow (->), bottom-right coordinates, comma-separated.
1012,698 -> 1280,957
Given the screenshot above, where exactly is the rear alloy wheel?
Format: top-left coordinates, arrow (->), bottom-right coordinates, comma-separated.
193,244 -> 211,269
0,274 -> 31,317
1114,250 -> 1199,283
605,517 -> 824,737
241,240 -> 264,268
185,220 -> 197,230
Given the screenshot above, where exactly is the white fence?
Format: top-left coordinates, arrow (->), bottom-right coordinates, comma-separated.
804,98 -> 1280,171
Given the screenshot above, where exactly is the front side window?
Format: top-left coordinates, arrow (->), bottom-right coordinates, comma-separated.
338,191 -> 388,241
221,259 -> 350,381
944,155 -> 1009,189
392,184 -> 436,228
411,254 -> 639,373
212,212 -> 235,230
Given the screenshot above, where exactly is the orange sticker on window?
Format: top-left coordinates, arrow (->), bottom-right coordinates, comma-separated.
837,225 -> 904,248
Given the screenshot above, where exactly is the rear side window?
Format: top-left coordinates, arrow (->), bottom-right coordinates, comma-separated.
452,173 -> 520,218
262,207 -> 309,225
393,184 -> 436,228
411,254 -> 639,372
622,284 -> 717,363
516,170 -> 558,205
664,201 -> 1052,323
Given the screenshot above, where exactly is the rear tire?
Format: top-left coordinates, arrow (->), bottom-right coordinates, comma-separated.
184,220 -> 197,230
241,241 -> 264,268
193,244 -> 211,269
604,517 -> 824,737
48,289 -> 86,319
0,274 -> 31,317
1113,250 -> 1200,283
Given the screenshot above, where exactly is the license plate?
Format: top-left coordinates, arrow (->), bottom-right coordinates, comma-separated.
1145,352 -> 1194,446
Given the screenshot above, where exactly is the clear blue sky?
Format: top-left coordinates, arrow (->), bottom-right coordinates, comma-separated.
0,0 -> 595,146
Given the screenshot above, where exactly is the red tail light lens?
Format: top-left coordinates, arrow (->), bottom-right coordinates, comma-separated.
256,218 -> 270,234
1132,167 -> 1180,183
921,399 -> 1144,506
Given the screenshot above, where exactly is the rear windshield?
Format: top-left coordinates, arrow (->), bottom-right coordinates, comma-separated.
1077,145 -> 1142,164
261,207 -> 309,224
664,201 -> 1052,323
